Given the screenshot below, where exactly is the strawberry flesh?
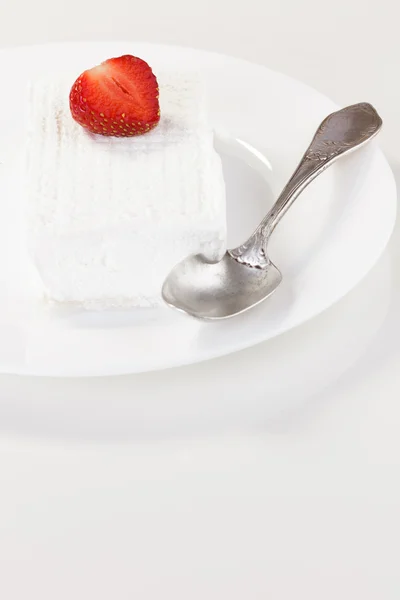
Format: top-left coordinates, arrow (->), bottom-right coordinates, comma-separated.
69,55 -> 160,137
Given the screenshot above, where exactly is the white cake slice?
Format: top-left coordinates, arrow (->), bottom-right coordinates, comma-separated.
24,72 -> 226,308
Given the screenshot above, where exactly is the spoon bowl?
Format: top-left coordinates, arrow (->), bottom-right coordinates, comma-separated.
162,253 -> 282,320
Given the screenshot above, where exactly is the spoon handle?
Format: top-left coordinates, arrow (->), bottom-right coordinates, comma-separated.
229,102 -> 382,268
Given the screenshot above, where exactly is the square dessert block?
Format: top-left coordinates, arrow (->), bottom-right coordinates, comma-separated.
25,72 -> 226,307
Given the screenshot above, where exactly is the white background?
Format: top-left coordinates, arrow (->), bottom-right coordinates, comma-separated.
0,1 -> 399,598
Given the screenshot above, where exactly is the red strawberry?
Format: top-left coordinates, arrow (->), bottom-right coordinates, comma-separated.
69,55 -> 160,137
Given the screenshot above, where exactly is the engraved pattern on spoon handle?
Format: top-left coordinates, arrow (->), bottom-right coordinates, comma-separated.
229,102 -> 382,269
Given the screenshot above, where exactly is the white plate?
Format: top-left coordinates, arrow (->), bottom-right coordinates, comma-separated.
0,41 -> 396,376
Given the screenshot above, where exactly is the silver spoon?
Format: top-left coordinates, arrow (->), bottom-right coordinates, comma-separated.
162,102 -> 382,320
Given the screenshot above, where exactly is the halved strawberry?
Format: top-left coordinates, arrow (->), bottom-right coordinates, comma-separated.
69,55 -> 160,137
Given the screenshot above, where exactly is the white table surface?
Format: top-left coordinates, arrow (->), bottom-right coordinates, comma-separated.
0,1 -> 399,598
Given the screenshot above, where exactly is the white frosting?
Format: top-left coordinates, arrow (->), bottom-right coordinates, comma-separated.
25,72 -> 226,307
